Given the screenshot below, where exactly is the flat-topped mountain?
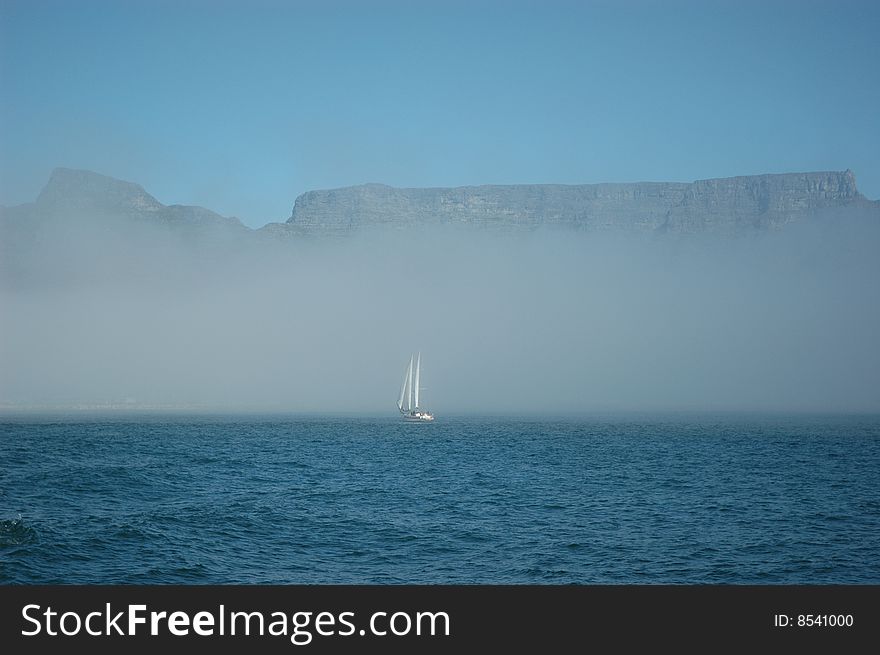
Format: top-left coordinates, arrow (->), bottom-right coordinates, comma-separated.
2,169 -> 876,248
278,170 -> 873,236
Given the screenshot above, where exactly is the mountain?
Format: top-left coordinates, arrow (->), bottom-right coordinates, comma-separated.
35,167 -> 165,215
2,168 -> 876,248
272,170 -> 874,236
0,168 -> 252,287
2,167 -> 248,238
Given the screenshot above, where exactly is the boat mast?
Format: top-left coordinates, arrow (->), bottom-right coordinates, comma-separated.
405,355 -> 414,412
414,352 -> 421,410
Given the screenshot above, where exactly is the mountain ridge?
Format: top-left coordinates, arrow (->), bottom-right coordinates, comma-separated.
2,168 -> 877,240
279,170 -> 871,236
16,167 -> 249,236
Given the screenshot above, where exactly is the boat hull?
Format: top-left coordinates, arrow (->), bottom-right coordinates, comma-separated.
402,412 -> 434,422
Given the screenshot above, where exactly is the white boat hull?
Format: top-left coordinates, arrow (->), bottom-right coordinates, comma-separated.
403,411 -> 434,422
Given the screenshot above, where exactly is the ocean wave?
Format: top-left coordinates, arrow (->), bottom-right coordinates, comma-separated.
0,514 -> 38,546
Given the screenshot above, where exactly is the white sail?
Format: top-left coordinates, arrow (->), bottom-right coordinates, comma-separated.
398,358 -> 410,412
404,355 -> 414,412
414,352 -> 421,409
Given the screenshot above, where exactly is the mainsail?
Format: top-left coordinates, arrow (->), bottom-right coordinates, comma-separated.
398,355 -> 413,412
414,352 -> 421,410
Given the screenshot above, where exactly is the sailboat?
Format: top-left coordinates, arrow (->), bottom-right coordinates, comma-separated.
397,352 -> 434,421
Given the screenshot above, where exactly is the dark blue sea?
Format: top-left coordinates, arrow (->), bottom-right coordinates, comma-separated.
1,414 -> 878,584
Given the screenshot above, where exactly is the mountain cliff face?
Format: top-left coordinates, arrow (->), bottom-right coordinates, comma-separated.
281,170 -> 869,235
1,168 -> 875,247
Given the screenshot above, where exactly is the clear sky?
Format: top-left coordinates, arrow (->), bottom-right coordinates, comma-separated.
1,0 -> 878,228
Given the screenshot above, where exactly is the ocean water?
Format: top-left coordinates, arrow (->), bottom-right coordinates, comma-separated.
1,414 -> 878,584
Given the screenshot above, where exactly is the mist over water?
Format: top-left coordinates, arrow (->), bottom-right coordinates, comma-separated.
2,211 -> 879,414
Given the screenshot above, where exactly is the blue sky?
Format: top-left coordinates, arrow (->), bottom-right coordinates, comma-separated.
1,0 -> 878,228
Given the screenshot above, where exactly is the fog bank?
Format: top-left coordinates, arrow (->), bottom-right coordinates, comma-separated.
2,212 -> 879,414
